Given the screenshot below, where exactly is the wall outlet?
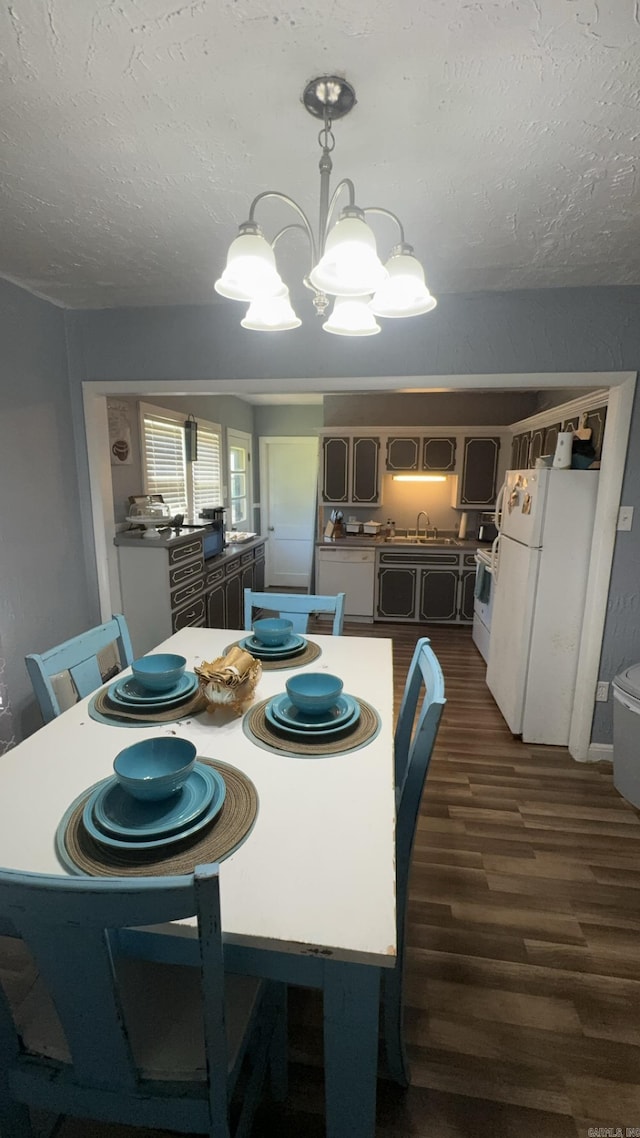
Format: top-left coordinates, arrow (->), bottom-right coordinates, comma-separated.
618,506 -> 634,531
596,681 -> 609,702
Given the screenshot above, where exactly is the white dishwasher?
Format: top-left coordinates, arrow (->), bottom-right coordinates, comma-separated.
316,546 -> 376,619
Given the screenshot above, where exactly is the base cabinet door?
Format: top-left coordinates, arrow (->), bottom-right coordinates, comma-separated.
206,584 -> 226,629
418,570 -> 458,622
225,571 -> 243,630
376,566 -> 417,619
459,568 -> 475,621
254,551 -> 265,592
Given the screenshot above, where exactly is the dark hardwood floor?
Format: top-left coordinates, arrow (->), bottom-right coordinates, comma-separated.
54,622 -> 640,1138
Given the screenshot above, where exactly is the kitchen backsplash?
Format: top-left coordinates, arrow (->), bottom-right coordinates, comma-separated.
322,475 -> 482,534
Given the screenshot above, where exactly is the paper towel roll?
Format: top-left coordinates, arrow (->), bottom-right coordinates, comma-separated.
458,512 -> 468,539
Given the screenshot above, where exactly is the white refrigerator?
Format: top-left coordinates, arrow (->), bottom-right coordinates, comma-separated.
486,468 -> 599,745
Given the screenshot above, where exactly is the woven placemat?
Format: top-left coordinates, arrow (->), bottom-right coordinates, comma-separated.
224,638 -> 322,671
55,759 -> 258,877
244,696 -> 380,757
90,685 -> 208,726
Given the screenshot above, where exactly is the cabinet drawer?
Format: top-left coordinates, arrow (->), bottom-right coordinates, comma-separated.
378,550 -> 459,567
463,553 -> 477,568
169,556 -> 204,589
205,565 -> 225,589
171,578 -> 204,611
171,595 -> 206,632
224,556 -> 242,577
168,538 -> 203,566
240,551 -> 254,567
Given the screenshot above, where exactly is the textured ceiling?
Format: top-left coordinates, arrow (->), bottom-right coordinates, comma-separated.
1,0 -> 640,309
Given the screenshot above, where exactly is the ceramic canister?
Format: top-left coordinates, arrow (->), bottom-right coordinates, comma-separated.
553,432 -> 574,469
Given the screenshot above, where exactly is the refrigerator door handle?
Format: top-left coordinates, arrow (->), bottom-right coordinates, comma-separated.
490,533 -> 501,580
493,480 -> 506,529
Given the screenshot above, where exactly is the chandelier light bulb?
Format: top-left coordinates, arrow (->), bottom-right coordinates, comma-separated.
322,294 -> 381,337
241,290 -> 301,331
214,228 -> 284,302
370,246 -> 438,318
309,211 -> 388,297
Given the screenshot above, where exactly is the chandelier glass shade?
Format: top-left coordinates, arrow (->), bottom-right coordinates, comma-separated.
214,76 -> 437,336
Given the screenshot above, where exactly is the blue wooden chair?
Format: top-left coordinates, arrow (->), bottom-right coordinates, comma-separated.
0,864 -> 287,1138
244,589 -> 346,636
25,614 -> 134,723
384,636 -> 446,1087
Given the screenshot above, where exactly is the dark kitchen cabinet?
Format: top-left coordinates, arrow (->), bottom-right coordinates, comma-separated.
528,427 -> 545,467
225,568 -> 243,631
206,582 -> 226,629
376,566 -> 417,619
543,422 -> 561,459
510,434 -> 521,469
352,436 -> 380,504
422,437 -> 456,472
584,405 -> 607,457
418,569 -> 458,622
385,435 -> 456,472
321,434 -> 380,505
459,568 -> 476,621
254,548 -> 265,592
517,433 -> 531,469
321,436 -> 350,503
386,436 -> 420,471
459,437 -> 501,507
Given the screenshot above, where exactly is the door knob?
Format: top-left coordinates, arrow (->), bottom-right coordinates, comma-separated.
268,526 -> 275,531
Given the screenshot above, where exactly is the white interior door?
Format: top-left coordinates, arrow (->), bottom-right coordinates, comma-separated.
259,436 -> 318,588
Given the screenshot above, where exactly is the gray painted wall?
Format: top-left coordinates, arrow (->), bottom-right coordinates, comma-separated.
254,404 -> 323,437
0,278 -> 92,740
59,287 -> 640,748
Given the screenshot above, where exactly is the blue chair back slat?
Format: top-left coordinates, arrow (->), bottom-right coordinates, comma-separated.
25,614 -> 134,723
0,866 -> 242,1136
244,590 -> 346,636
384,637 -> 446,1087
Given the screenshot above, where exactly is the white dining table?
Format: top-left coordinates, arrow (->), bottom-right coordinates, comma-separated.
0,627 -> 397,1138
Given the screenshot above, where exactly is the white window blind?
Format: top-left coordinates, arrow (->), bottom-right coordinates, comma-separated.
141,404 -> 223,519
192,426 -> 223,514
142,414 -> 187,515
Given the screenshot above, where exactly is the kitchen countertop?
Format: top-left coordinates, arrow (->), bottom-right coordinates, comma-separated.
114,528 -> 266,559
316,534 -> 486,553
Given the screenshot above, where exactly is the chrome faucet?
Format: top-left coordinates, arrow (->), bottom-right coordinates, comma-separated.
416,510 -> 430,540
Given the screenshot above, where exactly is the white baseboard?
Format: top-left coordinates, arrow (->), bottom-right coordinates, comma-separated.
586,742 -> 614,764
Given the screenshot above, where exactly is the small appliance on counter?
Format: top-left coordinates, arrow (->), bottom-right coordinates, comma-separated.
477,512 -> 498,543
126,496 -> 172,539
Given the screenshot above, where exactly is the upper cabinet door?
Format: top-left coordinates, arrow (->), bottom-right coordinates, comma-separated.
584,405 -> 607,457
422,437 -> 456,472
510,434 -> 520,469
386,436 -> 420,471
352,437 -> 380,504
528,427 -> 545,467
460,437 -> 501,506
517,433 -> 531,470
543,422 -> 561,459
321,437 -> 349,503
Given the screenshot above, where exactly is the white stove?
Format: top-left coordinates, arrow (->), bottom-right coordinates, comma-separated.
472,547 -> 494,663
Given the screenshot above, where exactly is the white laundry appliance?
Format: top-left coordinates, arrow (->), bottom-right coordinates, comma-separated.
486,467 -> 599,745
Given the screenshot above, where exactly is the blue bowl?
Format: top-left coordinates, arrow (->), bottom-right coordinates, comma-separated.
113,738 -> 197,801
285,672 -> 344,717
252,618 -> 293,647
131,653 -> 187,692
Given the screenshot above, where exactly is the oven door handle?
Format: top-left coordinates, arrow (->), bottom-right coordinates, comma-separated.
490,533 -> 501,581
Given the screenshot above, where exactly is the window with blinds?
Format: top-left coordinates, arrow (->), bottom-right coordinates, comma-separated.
142,413 -> 187,515
192,425 -> 223,514
141,405 -> 222,518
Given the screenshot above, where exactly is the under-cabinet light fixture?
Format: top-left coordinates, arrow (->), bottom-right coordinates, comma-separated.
392,475 -> 447,483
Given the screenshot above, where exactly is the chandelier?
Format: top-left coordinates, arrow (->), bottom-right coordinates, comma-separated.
214,76 -> 437,337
